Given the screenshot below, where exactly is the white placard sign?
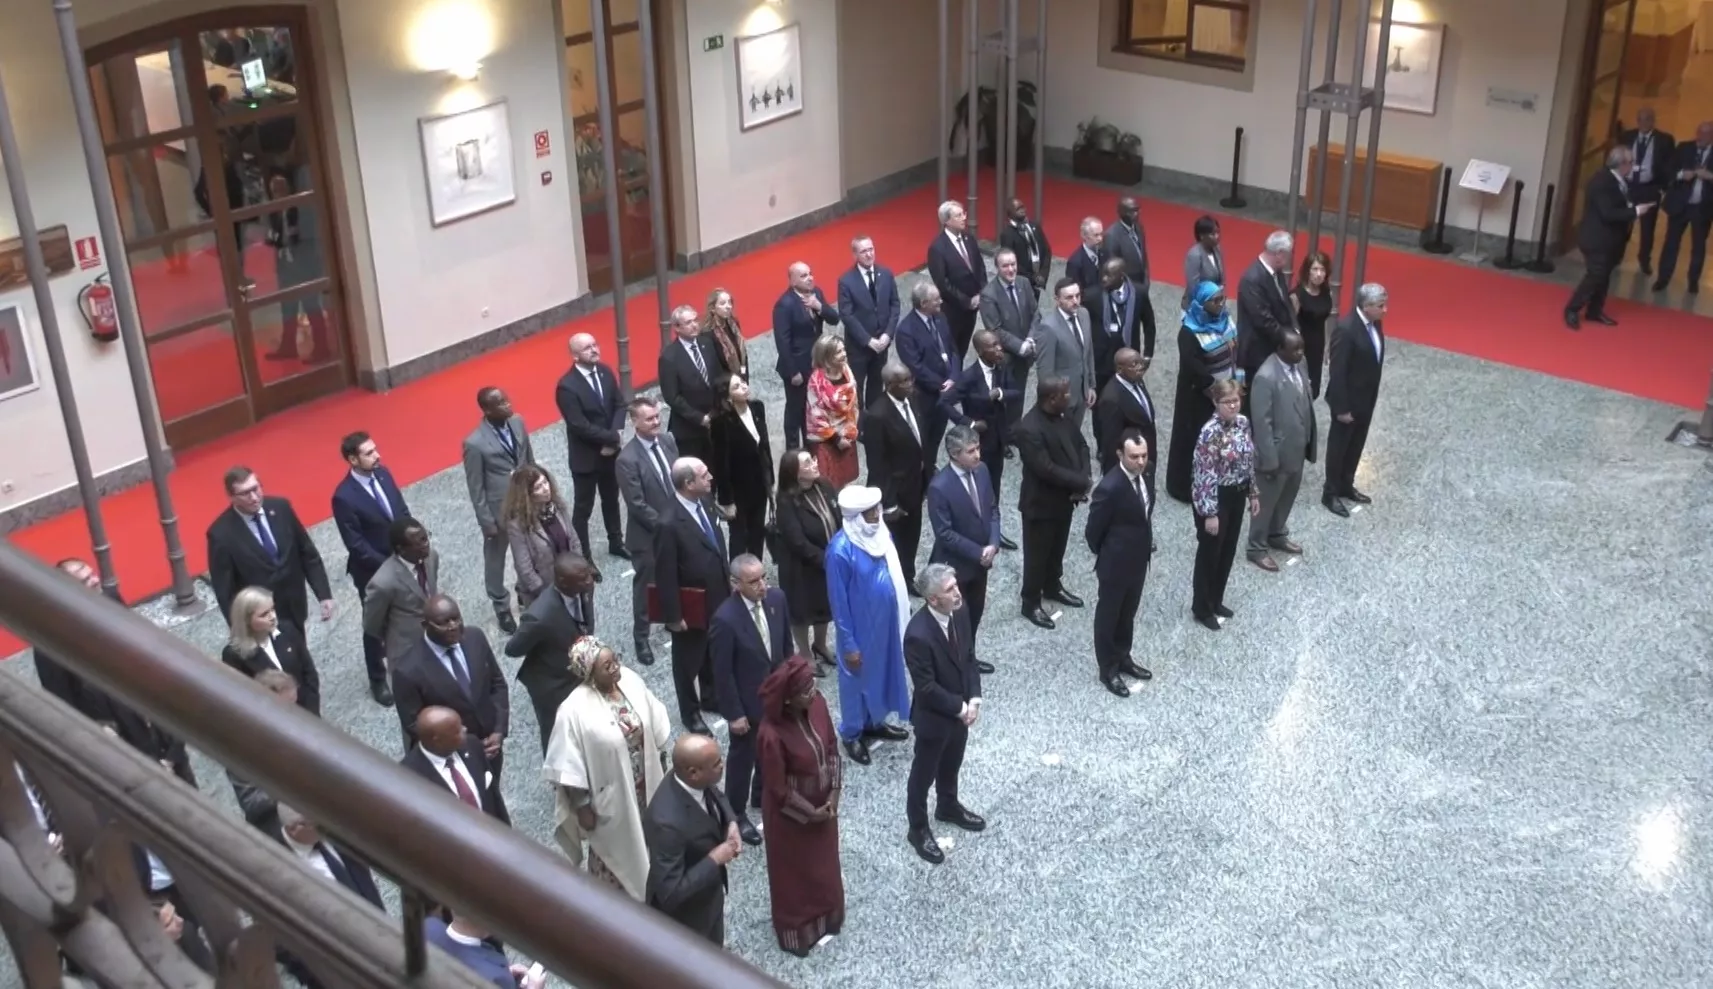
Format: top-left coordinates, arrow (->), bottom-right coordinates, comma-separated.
1459,160 -> 1511,196
240,58 -> 266,92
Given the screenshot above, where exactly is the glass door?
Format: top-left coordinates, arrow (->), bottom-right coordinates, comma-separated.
563,0 -> 666,295
1564,0 -> 1639,251
87,10 -> 348,449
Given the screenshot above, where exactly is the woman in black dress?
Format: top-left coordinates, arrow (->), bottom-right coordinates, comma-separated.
711,374 -> 774,561
1165,280 -> 1239,503
774,449 -> 838,675
1291,251 -> 1332,399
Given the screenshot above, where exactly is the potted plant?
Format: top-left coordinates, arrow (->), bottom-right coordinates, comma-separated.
948,81 -> 1038,169
1072,117 -> 1144,186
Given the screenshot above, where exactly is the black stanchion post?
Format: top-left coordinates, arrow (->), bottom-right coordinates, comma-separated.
1524,183 -> 1557,274
1220,127 -> 1247,209
1492,180 -> 1527,270
1423,165 -> 1455,254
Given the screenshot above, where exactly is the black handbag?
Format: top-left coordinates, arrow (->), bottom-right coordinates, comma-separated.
763,496 -> 782,563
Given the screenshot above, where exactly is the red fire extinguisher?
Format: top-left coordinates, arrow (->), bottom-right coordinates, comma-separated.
79,274 -> 118,342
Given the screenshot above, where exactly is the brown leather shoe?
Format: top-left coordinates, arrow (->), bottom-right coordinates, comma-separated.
1249,554 -> 1280,572
1269,538 -> 1303,555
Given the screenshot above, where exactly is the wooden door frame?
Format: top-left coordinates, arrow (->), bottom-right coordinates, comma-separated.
1558,0 -> 1640,254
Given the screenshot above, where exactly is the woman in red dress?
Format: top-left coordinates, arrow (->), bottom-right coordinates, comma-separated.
804,335 -> 859,489
756,656 -> 845,956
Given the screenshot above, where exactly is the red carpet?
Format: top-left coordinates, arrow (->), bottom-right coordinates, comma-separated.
5,170 -> 1708,654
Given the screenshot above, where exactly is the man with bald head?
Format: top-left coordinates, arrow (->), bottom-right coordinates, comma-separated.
928,200 -> 986,360
654,457 -> 731,733
400,705 -> 510,824
391,594 -> 510,778
556,331 -> 627,565
505,552 -> 597,753
659,305 -> 721,462
643,734 -> 740,945
708,554 -> 791,843
773,261 -> 841,448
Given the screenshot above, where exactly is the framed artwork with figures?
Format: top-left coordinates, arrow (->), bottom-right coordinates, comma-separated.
1363,21 -> 1446,116
0,305 -> 41,403
735,23 -> 803,132
419,99 -> 517,227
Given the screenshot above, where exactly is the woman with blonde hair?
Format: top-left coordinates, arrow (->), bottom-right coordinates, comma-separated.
501,463 -> 585,608
221,585 -> 321,714
804,334 -> 860,489
1189,378 -> 1259,632
542,637 -> 672,899
705,286 -> 749,383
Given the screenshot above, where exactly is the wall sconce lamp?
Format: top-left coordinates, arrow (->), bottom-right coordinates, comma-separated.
451,61 -> 482,81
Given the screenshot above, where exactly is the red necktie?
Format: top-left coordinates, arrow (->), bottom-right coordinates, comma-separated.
415,561 -> 429,593
445,757 -> 480,810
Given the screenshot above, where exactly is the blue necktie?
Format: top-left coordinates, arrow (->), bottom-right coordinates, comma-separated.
444,645 -> 472,695
251,515 -> 279,561
366,477 -> 392,519
495,424 -> 515,458
696,504 -> 716,544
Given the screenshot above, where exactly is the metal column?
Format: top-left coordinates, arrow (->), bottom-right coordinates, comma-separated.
999,0 -> 1019,235
1327,0 -> 1373,314
965,0 -> 979,230
1306,0 -> 1347,254
1033,0 -> 1047,217
1353,0 -> 1397,291
938,0 -> 950,203
1283,0 -> 1321,249
0,61 -> 117,599
635,0 -> 671,355
54,0 -> 197,611
588,0 -> 632,392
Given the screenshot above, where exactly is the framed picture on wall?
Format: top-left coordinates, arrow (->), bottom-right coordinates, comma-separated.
735,23 -> 803,132
1364,21 -> 1446,116
419,99 -> 518,226
0,305 -> 41,403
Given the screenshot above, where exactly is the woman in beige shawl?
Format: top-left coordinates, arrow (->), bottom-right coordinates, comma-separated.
542,637 -> 672,899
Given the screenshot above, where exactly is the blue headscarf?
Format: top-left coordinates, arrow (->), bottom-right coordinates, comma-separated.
1178,281 -> 1233,351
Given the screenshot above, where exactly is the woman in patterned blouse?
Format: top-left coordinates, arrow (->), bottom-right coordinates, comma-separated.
1190,378 -> 1259,631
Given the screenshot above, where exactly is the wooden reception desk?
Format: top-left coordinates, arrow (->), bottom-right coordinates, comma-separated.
1305,144 -> 1442,232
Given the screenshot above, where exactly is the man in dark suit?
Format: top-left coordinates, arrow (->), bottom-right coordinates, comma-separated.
1567,145 -> 1649,329
331,430 -> 406,703
835,235 -> 900,410
1652,121 -> 1713,294
926,199 -> 986,360
644,734 -> 741,945
207,466 -> 333,630
977,250 -> 1038,432
654,457 -> 730,733
864,364 -> 931,589
400,705 -> 509,825
896,281 -> 962,471
999,197 -> 1053,293
942,330 -> 1020,545
1013,377 -> 1091,631
461,387 -> 533,633
1235,231 -> 1297,388
391,595 -> 509,777
926,426 -> 1000,672
615,397 -> 678,666
1085,432 -> 1156,697
1094,348 -> 1159,492
659,305 -> 721,463
504,553 -> 596,754
556,331 -> 628,565
1323,284 -> 1389,517
772,262 -> 842,448
1085,256 -> 1150,396
1621,107 -> 1675,275
274,805 -> 383,909
707,554 -> 791,845
902,565 -> 984,865
1101,196 -> 1156,365
1065,216 -> 1105,296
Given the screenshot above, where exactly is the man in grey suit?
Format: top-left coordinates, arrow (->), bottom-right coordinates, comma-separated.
615,395 -> 678,666
461,386 -> 534,634
361,516 -> 440,667
977,248 -> 1039,433
1246,331 -> 1317,572
1028,276 -> 1097,428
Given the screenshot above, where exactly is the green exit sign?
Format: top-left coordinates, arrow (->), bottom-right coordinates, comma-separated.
703,34 -> 725,52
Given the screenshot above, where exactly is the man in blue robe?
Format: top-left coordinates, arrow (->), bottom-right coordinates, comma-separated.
826,485 -> 913,765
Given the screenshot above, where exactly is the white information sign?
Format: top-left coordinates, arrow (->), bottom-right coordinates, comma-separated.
1459,159 -> 1511,195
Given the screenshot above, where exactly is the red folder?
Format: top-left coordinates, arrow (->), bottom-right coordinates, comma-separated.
646,585 -> 708,629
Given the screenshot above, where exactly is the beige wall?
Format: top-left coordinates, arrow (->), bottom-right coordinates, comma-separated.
838,0 -> 951,193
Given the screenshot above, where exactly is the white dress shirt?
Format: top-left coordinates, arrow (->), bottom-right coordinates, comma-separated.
928,607 -> 981,715
283,833 -> 338,883
891,394 -> 920,445
258,630 -> 283,670
430,750 -> 482,803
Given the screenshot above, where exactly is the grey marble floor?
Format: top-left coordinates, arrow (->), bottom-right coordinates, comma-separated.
7,255 -> 1712,989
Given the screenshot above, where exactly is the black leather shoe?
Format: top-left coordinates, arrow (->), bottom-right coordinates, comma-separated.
1640,258 -> 1654,275
1590,312 -> 1620,326
1120,660 -> 1153,681
1194,614 -> 1222,632
935,804 -> 986,832
975,659 -> 995,674
865,723 -> 909,742
1102,675 -> 1131,698
1045,588 -> 1084,608
1322,495 -> 1350,518
998,535 -> 1018,551
1343,488 -> 1372,505
908,827 -> 945,864
1563,310 -> 1581,330
1023,606 -> 1056,630
1213,604 -> 1234,619
496,612 -> 518,635
370,680 -> 394,706
1651,279 -> 1669,292
843,738 -> 872,765
738,817 -> 762,846
633,641 -> 656,666
608,544 -> 632,561
684,715 -> 712,736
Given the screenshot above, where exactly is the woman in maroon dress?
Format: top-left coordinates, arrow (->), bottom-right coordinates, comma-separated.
756,656 -> 845,956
